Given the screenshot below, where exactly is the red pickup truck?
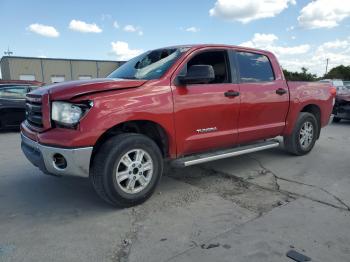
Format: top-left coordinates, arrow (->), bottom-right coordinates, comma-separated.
21,44 -> 335,207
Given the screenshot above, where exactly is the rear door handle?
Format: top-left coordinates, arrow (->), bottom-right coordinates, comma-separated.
224,90 -> 240,97
276,88 -> 287,95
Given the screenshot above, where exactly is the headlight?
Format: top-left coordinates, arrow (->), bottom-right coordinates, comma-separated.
51,101 -> 90,127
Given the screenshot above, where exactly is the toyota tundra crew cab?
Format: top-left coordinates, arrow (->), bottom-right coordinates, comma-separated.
21,45 -> 335,207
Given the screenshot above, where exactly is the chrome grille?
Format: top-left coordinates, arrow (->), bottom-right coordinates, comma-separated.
25,95 -> 43,128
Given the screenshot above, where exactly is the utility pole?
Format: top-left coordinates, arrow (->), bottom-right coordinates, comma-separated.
325,58 -> 329,75
4,47 -> 13,56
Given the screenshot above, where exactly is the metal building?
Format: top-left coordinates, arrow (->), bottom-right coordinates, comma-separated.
0,56 -> 124,83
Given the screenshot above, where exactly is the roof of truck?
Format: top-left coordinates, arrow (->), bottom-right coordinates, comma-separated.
164,44 -> 273,54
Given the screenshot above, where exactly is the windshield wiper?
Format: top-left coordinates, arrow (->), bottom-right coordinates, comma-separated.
121,77 -> 138,80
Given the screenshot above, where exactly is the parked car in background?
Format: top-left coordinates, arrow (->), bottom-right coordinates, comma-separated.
333,86 -> 350,123
319,79 -> 350,122
0,80 -> 44,130
20,44 -> 335,207
319,79 -> 345,89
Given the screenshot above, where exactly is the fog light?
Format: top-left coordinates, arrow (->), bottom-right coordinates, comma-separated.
53,153 -> 67,169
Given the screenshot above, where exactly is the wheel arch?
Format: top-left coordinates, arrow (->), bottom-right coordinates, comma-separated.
300,104 -> 321,139
90,120 -> 169,167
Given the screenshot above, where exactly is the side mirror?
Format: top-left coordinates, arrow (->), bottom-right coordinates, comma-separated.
177,65 -> 215,85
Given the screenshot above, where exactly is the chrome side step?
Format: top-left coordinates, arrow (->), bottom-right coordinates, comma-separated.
171,140 -> 280,168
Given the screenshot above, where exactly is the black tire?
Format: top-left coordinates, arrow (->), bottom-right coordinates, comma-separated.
333,117 -> 341,123
284,112 -> 319,156
90,133 -> 163,207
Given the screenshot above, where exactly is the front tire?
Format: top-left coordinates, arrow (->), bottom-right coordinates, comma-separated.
90,133 -> 163,207
284,112 -> 319,156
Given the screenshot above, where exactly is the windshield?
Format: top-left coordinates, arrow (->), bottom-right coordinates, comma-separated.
108,47 -> 189,80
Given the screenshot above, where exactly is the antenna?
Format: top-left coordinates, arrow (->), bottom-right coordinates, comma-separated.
4,46 -> 13,56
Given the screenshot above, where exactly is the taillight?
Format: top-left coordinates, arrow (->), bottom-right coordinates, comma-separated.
330,86 -> 337,97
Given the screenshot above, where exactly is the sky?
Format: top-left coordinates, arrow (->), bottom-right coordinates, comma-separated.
1,0 -> 350,76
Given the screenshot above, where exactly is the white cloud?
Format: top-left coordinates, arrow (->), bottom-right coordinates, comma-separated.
123,25 -> 137,32
209,0 -> 296,23
241,33 -> 278,47
185,26 -> 200,33
241,34 -> 350,76
123,24 -> 143,36
69,19 -> 102,33
306,43 -> 350,75
273,45 -> 311,56
318,40 -> 349,51
312,39 -> 350,70
298,0 -> 350,29
27,23 -> 59,38
113,21 -> 120,29
110,41 -> 143,61
240,33 -> 310,56
286,25 -> 295,31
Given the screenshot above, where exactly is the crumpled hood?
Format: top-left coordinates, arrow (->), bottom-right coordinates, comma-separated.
31,78 -> 147,100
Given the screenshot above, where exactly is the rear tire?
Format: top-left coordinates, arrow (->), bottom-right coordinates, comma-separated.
333,117 -> 341,123
284,112 -> 319,156
90,133 -> 163,207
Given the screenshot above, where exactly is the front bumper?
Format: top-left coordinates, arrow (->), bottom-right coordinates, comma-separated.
21,133 -> 93,177
328,114 -> 334,125
334,104 -> 350,120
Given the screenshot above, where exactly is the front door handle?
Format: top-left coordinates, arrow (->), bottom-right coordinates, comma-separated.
276,88 -> 287,95
224,90 -> 240,97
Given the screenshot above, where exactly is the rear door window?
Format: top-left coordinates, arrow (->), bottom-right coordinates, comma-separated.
237,52 -> 274,83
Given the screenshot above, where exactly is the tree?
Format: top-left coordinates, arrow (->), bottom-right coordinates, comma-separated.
283,67 -> 317,81
324,65 -> 350,80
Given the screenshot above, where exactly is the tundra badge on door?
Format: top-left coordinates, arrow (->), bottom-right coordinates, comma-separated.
196,127 -> 218,133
